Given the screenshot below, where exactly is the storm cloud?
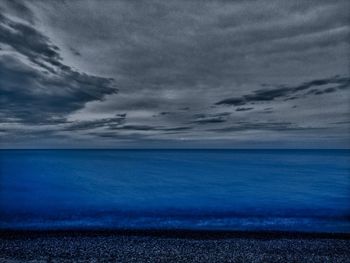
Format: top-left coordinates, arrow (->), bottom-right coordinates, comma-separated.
0,12 -> 117,124
216,76 -> 350,106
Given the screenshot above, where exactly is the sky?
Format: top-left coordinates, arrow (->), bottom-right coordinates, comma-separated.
0,0 -> 349,148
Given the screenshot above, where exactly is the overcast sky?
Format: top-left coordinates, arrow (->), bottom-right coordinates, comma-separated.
0,0 -> 349,148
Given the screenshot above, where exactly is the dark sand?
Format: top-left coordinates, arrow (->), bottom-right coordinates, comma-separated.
0,230 -> 349,262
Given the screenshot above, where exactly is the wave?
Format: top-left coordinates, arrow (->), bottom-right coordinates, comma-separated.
1,209 -> 350,233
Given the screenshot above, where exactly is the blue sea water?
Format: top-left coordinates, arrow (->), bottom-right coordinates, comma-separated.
0,149 -> 349,233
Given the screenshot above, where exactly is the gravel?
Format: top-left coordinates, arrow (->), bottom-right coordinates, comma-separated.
1,234 -> 350,262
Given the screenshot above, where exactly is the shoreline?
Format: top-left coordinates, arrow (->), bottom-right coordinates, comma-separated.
1,228 -> 349,239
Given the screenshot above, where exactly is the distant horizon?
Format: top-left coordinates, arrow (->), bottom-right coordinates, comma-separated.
1,147 -> 349,150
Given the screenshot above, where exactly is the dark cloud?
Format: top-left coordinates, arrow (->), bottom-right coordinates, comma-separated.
191,112 -> 231,125
216,76 -> 350,106
212,112 -> 231,117
87,132 -> 149,141
69,47 -> 81,57
0,13 -> 117,124
114,125 -> 159,131
193,112 -> 231,118
159,112 -> 172,115
192,118 -> 227,124
109,125 -> 192,132
162,126 -> 192,131
236,107 -> 254,112
307,87 -> 338,96
210,122 -> 325,133
0,12 -> 61,72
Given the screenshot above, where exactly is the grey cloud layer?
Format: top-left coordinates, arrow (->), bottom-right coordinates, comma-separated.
0,12 -> 117,124
0,0 -> 349,148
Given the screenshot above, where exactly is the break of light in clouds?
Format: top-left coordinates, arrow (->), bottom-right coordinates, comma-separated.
0,0 -> 349,148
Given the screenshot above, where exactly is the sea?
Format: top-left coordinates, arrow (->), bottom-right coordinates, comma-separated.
0,149 -> 349,233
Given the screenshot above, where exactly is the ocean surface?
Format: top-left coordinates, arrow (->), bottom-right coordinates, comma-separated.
0,149 -> 349,233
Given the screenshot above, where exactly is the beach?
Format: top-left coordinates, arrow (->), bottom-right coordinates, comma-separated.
1,231 -> 349,262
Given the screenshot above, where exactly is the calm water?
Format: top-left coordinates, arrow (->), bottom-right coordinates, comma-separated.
0,150 -> 349,232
